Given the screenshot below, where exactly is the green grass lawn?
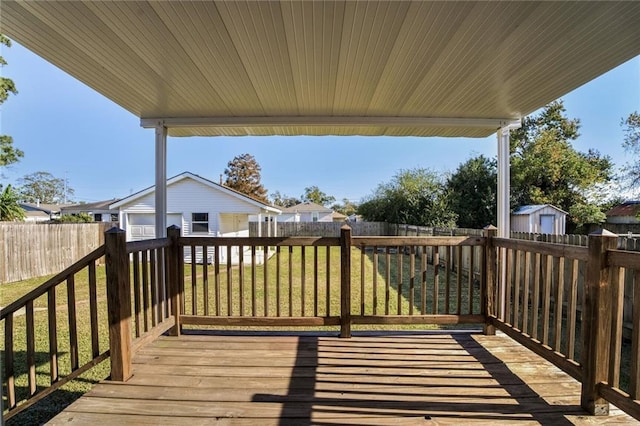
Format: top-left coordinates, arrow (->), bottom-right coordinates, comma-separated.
1,245 -> 478,424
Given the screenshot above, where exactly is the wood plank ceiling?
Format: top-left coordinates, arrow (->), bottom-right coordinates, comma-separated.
2,1 -> 639,138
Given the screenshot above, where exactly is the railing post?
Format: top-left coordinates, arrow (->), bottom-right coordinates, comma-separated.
581,229 -> 617,415
167,225 -> 181,336
105,227 -> 132,381
483,225 -> 497,335
340,225 -> 352,338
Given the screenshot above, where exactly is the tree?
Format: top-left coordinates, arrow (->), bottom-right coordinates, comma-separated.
223,153 -> 268,202
0,35 -> 23,167
53,213 -> 93,223
270,191 -> 301,208
302,186 -> 335,207
332,198 -> 358,216
358,168 -> 457,227
18,171 -> 74,204
621,111 -> 640,194
510,101 -> 613,231
0,184 -> 24,221
447,155 -> 497,229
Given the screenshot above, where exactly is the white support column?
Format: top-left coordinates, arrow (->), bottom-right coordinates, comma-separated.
273,215 -> 278,237
497,127 -> 510,239
257,213 -> 262,238
155,123 -> 168,238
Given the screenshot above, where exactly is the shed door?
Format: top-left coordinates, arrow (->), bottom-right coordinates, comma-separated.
540,214 -> 555,234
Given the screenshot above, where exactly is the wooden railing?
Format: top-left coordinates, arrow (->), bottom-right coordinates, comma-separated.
4,224 -> 640,422
491,230 -> 640,420
174,226 -> 488,336
1,246 -> 108,420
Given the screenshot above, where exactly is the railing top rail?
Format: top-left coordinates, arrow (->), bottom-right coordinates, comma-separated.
126,237 -> 171,253
607,249 -> 640,269
0,245 -> 106,320
352,236 -> 485,247
179,236 -> 341,247
493,237 -> 589,262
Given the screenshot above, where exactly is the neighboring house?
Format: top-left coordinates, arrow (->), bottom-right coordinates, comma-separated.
19,202 -> 67,222
511,204 -> 567,235
606,201 -> 640,224
110,172 -> 281,264
279,202 -> 333,223
61,199 -> 120,223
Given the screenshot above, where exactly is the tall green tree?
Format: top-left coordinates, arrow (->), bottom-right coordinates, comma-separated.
0,184 -> 24,221
332,198 -> 358,216
270,191 -> 301,208
18,171 -> 74,204
510,101 -> 613,231
0,35 -> 23,167
223,153 -> 268,202
358,168 -> 456,227
621,111 -> 640,194
302,186 -> 335,207
447,155 -> 497,229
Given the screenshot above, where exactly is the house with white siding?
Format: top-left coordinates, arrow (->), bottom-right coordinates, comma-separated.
279,202 -> 333,223
61,199 -> 120,223
110,172 -> 281,263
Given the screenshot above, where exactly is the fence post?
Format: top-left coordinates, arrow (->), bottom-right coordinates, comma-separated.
167,225 -> 182,336
581,229 -> 617,415
483,225 -> 497,335
105,227 -> 132,381
340,225 -> 352,338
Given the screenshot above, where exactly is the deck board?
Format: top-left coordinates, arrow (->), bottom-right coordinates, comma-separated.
47,331 -> 636,425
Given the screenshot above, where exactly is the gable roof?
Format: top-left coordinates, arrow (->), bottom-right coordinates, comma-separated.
281,202 -> 333,214
63,199 -> 120,211
606,201 -> 640,217
512,204 -> 568,216
110,172 -> 281,213
19,203 -> 68,214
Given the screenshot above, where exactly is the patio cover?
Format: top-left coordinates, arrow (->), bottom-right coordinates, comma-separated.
2,0 -> 640,241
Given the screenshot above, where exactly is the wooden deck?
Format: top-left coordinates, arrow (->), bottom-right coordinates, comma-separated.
48,331 -> 635,425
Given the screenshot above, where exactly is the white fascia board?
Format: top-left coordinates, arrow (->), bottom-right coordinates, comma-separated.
141,116 -> 522,130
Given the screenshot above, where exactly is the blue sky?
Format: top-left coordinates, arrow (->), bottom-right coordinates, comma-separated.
1,40 -> 638,204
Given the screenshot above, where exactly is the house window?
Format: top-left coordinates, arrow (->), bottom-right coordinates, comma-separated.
94,213 -> 102,222
110,213 -> 118,222
312,212 -> 319,222
192,213 -> 209,233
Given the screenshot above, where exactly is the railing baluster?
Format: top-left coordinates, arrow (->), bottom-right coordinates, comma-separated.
190,245 -> 197,315
288,246 -> 293,317
47,287 -> 59,384
67,275 -> 79,371
326,246 -> 331,316
522,251 -> 531,335
263,245 -> 269,317
132,253 -> 141,338
239,245 -> 245,316
456,246 -> 462,316
150,250 -> 158,326
301,245 -> 306,316
409,245 -> 415,315
203,245 -> 209,316
26,299 -> 37,397
541,255 -> 552,346
142,250 -> 150,332
276,246 -> 281,317
314,246 -> 319,317
421,246 -> 427,314
385,246 -> 391,315
469,246 -> 475,315
608,266 -> 625,388
531,253 -> 541,340
227,245 -> 233,316
396,246 -> 403,315
553,257 -> 565,352
512,250 -> 520,328
360,246 -> 365,316
433,246 -> 440,315
505,249 -> 513,323
251,245 -> 256,317
373,246 -> 378,315
566,258 -> 579,361
88,260 -> 100,356
5,312 -> 16,409
215,245 -> 221,316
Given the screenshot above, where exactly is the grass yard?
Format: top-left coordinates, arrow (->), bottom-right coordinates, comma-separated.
1,245 -> 477,424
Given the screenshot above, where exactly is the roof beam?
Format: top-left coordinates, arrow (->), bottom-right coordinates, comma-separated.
141,116 -> 521,130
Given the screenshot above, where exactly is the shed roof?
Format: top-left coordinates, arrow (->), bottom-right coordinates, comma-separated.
3,1 -> 639,138
512,204 -> 568,216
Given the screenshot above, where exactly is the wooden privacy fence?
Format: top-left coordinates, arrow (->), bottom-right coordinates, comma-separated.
249,221 -> 388,237
0,222 -> 112,284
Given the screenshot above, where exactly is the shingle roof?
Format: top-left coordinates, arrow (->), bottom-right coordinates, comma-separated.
281,202 -> 333,214
606,201 -> 640,217
512,204 -> 568,215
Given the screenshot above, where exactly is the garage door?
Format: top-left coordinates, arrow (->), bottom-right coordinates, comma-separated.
128,213 -> 182,241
